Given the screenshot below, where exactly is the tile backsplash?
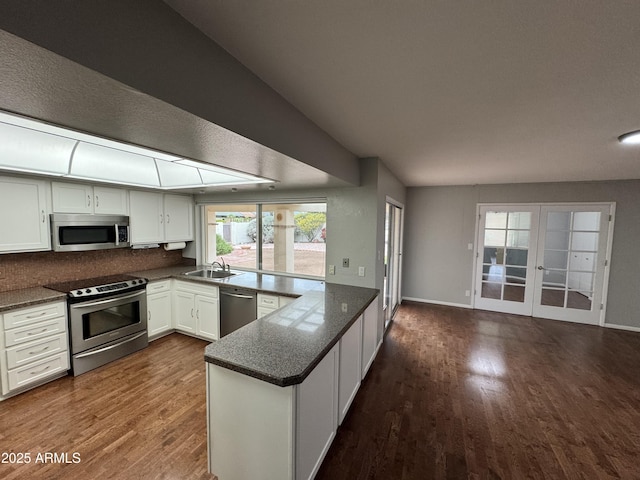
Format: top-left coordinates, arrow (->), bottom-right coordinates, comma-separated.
0,248 -> 195,292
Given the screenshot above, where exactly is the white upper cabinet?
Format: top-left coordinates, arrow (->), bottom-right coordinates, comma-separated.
0,176 -> 51,253
129,191 -> 193,244
164,194 -> 194,242
52,182 -> 128,215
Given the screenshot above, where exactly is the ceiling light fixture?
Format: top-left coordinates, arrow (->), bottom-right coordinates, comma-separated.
618,130 -> 640,145
0,111 -> 274,189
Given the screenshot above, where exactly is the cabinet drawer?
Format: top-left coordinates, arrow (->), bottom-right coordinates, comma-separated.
174,280 -> 219,298
3,302 -> 66,330
147,280 -> 171,294
7,351 -> 69,391
258,294 -> 279,308
4,316 -> 67,347
6,333 -> 68,369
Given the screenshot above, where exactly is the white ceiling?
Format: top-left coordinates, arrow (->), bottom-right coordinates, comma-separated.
164,0 -> 640,186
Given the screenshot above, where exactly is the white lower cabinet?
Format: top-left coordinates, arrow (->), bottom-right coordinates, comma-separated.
361,299 -> 379,379
1,301 -> 69,399
338,315 -> 362,425
147,280 -> 173,340
173,281 -> 219,341
208,343 -> 339,480
296,344 -> 339,480
256,293 -> 295,318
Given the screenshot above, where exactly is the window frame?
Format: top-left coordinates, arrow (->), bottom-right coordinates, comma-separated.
199,199 -> 327,280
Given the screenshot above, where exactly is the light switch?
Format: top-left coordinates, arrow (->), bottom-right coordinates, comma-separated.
358,266 -> 365,277
329,265 -> 335,275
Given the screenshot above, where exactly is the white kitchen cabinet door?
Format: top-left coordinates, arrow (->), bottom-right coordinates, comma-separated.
147,291 -> 172,339
164,194 -> 193,242
93,186 -> 127,215
173,290 -> 196,334
195,295 -> 219,341
338,315 -> 362,425
173,281 -> 219,339
296,343 -> 339,480
52,182 -> 93,213
361,299 -> 379,379
129,190 -> 164,243
0,176 -> 50,253
53,182 -> 128,215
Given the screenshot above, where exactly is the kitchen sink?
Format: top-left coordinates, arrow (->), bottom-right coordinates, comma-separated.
185,269 -> 238,279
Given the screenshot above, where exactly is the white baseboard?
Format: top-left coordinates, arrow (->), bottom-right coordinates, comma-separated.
603,323 -> 640,333
401,297 -> 472,309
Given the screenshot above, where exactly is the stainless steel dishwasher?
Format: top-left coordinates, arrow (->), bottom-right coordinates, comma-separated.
219,286 -> 258,337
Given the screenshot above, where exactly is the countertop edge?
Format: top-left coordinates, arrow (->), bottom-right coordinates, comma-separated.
203,290 -> 379,387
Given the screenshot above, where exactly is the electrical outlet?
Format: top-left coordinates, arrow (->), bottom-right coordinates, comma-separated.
341,303 -> 348,313
465,290 -> 470,297
342,258 -> 349,268
329,265 -> 335,275
358,266 -> 365,277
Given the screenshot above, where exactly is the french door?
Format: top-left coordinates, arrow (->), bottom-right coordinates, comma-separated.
475,203 -> 613,324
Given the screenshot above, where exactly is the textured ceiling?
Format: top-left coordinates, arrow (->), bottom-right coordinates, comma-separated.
165,0 -> 640,186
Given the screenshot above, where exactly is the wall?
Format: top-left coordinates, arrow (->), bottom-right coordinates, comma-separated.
0,0 -> 358,186
403,180 -> 640,329
0,248 -> 193,292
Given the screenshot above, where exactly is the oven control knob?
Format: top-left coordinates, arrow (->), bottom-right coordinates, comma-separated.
85,289 -> 91,294
76,290 -> 83,295
131,280 -> 137,285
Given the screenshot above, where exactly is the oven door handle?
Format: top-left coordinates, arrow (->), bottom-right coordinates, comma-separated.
74,331 -> 147,359
69,290 -> 145,309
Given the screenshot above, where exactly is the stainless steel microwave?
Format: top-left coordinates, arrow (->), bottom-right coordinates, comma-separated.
51,214 -> 130,252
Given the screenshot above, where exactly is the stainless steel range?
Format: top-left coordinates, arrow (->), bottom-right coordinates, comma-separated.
46,275 -> 148,375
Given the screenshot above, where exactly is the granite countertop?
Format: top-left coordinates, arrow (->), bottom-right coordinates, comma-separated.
132,265 -> 326,298
0,287 -> 67,313
204,283 -> 378,387
0,264 -> 379,389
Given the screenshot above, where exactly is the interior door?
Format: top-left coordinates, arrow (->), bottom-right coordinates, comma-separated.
475,203 -> 613,325
475,206 -> 539,315
532,204 -> 612,324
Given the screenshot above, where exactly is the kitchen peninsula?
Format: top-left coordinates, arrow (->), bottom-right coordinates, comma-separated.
202,278 -> 379,480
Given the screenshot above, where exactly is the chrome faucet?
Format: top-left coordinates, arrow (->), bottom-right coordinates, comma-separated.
210,257 -> 229,272
210,260 -> 224,272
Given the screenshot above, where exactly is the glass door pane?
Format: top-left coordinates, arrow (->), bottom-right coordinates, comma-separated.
475,206 -> 539,316
533,205 -> 610,324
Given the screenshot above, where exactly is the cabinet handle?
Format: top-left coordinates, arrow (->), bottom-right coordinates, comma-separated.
87,195 -> 91,207
191,308 -> 194,318
41,209 -> 45,223
96,195 -> 99,208
29,365 -> 51,375
196,309 -> 199,320
166,214 -> 170,224
148,310 -> 151,321
160,214 -> 164,224
29,345 -> 50,355
26,311 -> 48,319
27,328 -> 48,336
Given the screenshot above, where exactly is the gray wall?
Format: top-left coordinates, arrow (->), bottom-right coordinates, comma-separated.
403,180 -> 640,329
0,0 -> 358,185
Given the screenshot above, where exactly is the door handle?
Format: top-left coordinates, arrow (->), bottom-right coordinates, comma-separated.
537,266 -> 545,270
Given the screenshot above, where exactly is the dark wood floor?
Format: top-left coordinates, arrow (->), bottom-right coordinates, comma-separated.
0,334 -> 214,480
317,302 -> 640,480
2,305 -> 640,479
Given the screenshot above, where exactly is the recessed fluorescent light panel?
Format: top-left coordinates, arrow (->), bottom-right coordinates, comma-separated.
618,130 -> 640,145
0,111 -> 274,189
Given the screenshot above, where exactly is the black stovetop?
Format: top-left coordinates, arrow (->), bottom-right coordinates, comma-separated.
45,274 -> 144,294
